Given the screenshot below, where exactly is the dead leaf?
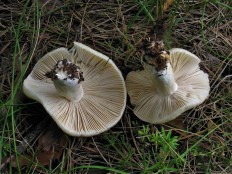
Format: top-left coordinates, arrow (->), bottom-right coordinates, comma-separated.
207,119 -> 216,131
36,151 -> 61,166
163,0 -> 174,11
11,155 -> 32,167
11,122 -> 68,168
37,122 -> 68,152
166,116 -> 186,130
35,122 -> 68,165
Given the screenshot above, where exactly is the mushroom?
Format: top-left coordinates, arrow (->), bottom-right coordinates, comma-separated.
23,42 -> 127,136
126,39 -> 210,124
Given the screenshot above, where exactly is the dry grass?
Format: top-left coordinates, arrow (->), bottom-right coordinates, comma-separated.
0,0 -> 231,173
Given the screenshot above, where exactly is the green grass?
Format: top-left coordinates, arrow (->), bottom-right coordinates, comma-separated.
0,0 -> 231,173
0,0 -> 40,172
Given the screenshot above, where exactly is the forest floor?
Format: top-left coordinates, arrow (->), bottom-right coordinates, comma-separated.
0,0 -> 231,173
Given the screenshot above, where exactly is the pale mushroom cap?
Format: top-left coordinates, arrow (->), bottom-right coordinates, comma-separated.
23,43 -> 127,136
126,48 -> 210,124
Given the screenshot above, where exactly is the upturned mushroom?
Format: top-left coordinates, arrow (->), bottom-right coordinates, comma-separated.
126,39 -> 210,124
23,42 -> 127,136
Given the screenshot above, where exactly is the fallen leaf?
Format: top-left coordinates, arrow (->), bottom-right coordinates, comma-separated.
36,151 -> 61,166
36,122 -> 68,165
11,155 -> 32,168
163,0 -> 174,11
207,119 -> 216,131
166,116 -> 186,130
37,122 -> 68,152
11,122 -> 68,168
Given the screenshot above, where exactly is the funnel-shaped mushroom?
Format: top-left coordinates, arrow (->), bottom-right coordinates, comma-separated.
126,40 -> 210,124
23,42 -> 127,136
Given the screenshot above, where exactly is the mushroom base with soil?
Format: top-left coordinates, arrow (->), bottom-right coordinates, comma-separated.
45,59 -> 84,102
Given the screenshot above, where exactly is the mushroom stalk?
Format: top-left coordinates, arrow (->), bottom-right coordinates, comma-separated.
53,78 -> 84,101
144,62 -> 178,96
45,59 -> 84,102
141,39 -> 178,96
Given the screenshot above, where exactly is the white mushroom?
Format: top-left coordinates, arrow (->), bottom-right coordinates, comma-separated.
126,40 -> 210,124
23,42 -> 127,136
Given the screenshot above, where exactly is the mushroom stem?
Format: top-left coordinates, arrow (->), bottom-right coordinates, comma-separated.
53,78 -> 84,101
45,59 -> 84,102
141,39 -> 178,96
144,62 -> 178,96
